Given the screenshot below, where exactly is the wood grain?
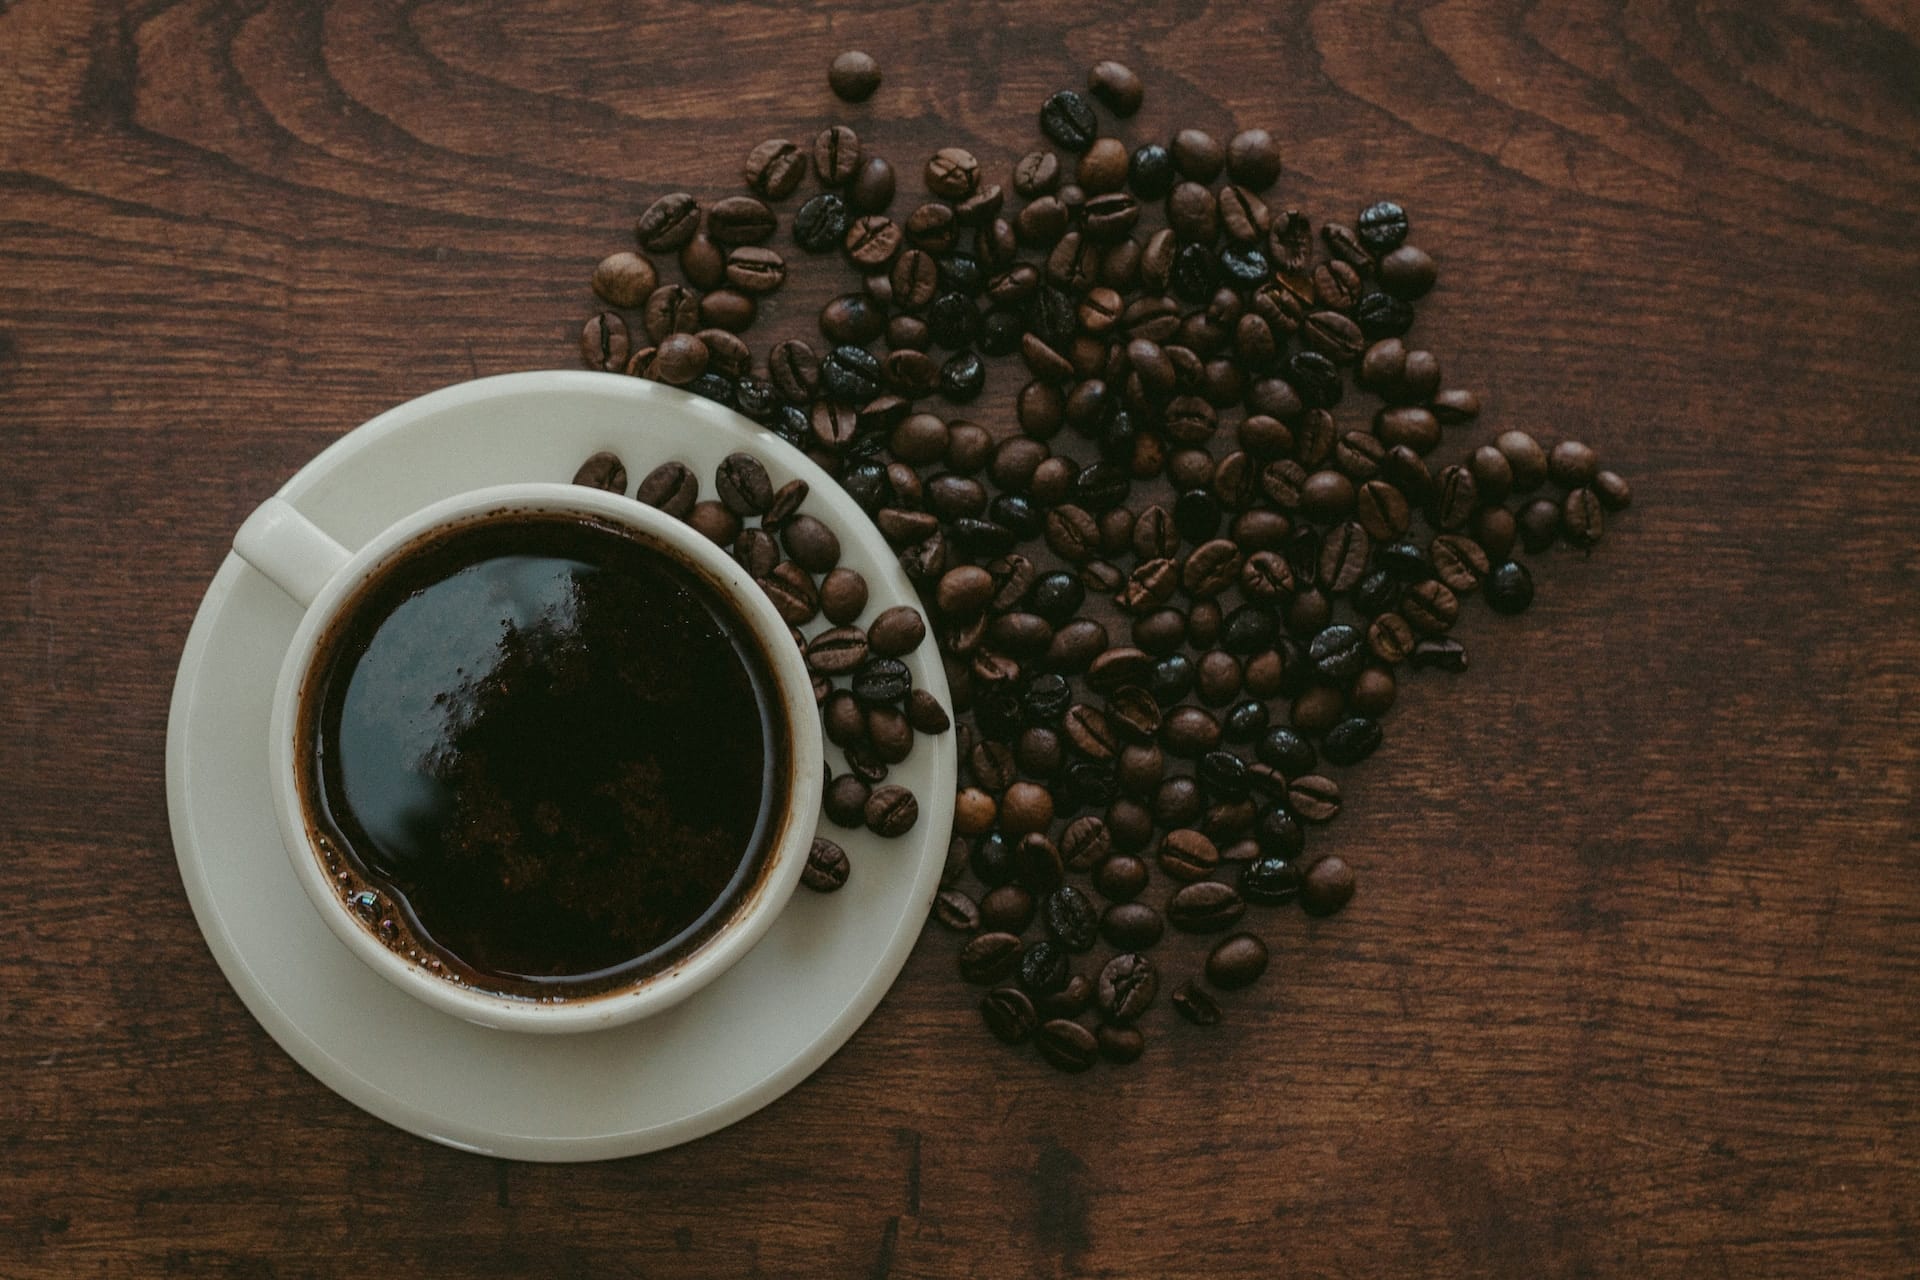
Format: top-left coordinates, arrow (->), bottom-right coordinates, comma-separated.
3,1 -> 1917,1276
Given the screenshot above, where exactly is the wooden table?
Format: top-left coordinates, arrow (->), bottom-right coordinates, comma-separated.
4,1 -> 1916,1275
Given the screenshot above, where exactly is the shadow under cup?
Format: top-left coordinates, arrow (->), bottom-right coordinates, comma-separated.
291,506 -> 796,1004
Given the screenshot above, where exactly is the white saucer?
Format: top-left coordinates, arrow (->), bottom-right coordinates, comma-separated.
166,371 -> 956,1161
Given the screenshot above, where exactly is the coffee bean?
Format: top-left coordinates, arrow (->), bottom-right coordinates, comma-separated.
933,888 -> 980,932
591,250 -> 658,308
960,932 -> 1023,984
1098,1024 -> 1146,1064
1157,828 -> 1219,882
1087,59 -> 1143,116
1206,933 -> 1269,990
1301,855 -> 1355,916
802,837 -> 851,892
1402,579 -> 1460,635
1410,637 -> 1469,672
1013,149 -> 1062,197
979,884 -> 1036,934
1040,89 -> 1098,152
1042,885 -> 1099,952
1288,774 -> 1342,822
980,986 -> 1037,1043
1485,560 -> 1535,614
1563,487 -> 1605,547
1473,506 -> 1518,561
794,193 -> 849,253
1323,716 -> 1382,766
1167,880 -> 1246,933
1379,244 -> 1436,297
635,192 -> 699,251
1318,522 -> 1373,593
1172,980 -> 1222,1026
636,460 -> 697,517
579,312 -> 630,372
1093,853 -> 1150,903
641,284 -> 700,341
821,771 -> 867,832
1594,469 -> 1633,510
814,568 -> 866,625
1170,128 -> 1224,182
1035,1018 -> 1098,1072
776,514 -> 839,574
829,49 -> 881,101
746,138 -> 807,199
856,784 -> 915,837
1094,952 -> 1158,1024
571,451 -> 627,494
907,689 -> 951,735
861,604 -> 924,657
1430,533 -> 1489,594
805,626 -> 869,677
1241,853 -> 1302,905
1019,939 -> 1071,995
1059,816 -> 1112,872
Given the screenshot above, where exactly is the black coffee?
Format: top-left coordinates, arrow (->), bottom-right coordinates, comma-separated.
299,510 -> 787,998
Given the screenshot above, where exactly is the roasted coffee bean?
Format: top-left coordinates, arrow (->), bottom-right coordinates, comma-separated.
591,250 -> 658,308
1161,705 -> 1223,758
1302,854 -> 1355,916
1485,560 -> 1535,614
980,986 -> 1037,1043
1019,940 -> 1071,995
980,884 -> 1036,935
1087,59 -> 1144,115
823,771 -> 869,826
1289,774 -> 1342,822
1094,853 -> 1151,903
844,215 -> 903,269
924,147 -> 979,201
1039,975 -> 1093,1019
1318,522 -> 1372,593
794,192 -> 849,253
1222,604 -> 1279,655
810,124 -> 862,187
1323,716 -> 1382,766
708,453 -> 772,518
1401,579 -> 1460,635
1040,89 -> 1098,152
1518,497 -> 1562,552
636,460 -> 698,518
1563,487 -> 1606,546
579,311 -> 630,372
806,626 -> 870,676
1206,933 -> 1269,990
1013,149 -> 1062,198
1410,637 -> 1469,672
1157,828 -> 1219,882
1035,1018 -> 1098,1072
1172,980 -> 1221,1026
933,888 -> 981,932
829,49 -> 882,101
1429,533 -> 1489,594
1307,623 -> 1365,684
1241,853 -> 1302,905
1170,128 -> 1225,181
1498,434 -> 1551,492
1219,185 -> 1271,245
960,932 -> 1023,984
1257,726 -> 1317,778
571,451 -> 628,494
635,192 -> 700,251
864,784 -> 918,837
745,138 -> 807,199
906,688 -> 951,736
1043,886 -> 1099,952
1097,952 -> 1159,1023
1168,880 -> 1246,933
1594,469 -> 1633,510
802,837 -> 851,893
852,658 -> 912,709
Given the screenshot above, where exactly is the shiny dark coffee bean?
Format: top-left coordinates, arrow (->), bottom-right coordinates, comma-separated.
1323,716 -> 1383,766
793,192 -> 850,253
1257,727 -> 1316,777
1019,940 -> 1071,994
1043,886 -> 1099,952
1242,853 -> 1301,907
1039,89 -> 1098,153
1410,637 -> 1469,672
1486,560 -> 1535,614
1253,805 -> 1304,857
802,837 -> 851,893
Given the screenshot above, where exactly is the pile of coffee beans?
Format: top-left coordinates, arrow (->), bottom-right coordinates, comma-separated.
572,447 -> 944,892
576,56 -> 1631,1069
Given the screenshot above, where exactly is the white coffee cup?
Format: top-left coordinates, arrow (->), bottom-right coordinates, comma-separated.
233,482 -> 823,1034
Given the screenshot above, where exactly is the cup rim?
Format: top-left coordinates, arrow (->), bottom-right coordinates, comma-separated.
264,482 -> 823,1034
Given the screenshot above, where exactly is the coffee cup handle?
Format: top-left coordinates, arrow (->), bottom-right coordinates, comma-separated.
233,497 -> 353,610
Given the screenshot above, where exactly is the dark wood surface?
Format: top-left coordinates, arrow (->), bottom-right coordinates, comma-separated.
4,1 -> 1917,1275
